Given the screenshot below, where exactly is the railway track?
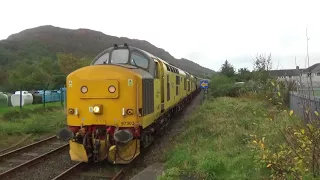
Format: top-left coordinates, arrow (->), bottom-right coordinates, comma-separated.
0,135 -> 125,180
51,160 -> 126,180
0,135 -> 68,179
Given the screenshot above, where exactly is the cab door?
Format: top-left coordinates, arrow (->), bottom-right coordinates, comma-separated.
153,61 -> 162,116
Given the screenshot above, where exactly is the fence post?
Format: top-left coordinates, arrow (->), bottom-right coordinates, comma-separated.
60,86 -> 63,107
43,87 -> 46,108
20,89 -> 22,110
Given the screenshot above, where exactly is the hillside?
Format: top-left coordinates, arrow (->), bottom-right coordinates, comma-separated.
2,25 -> 214,76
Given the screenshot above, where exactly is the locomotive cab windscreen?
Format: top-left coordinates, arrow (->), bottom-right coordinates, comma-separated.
91,45 -> 156,76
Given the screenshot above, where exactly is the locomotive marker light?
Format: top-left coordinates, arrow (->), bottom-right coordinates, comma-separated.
68,108 -> 74,114
80,86 -> 88,93
126,109 -> 134,115
108,85 -> 116,93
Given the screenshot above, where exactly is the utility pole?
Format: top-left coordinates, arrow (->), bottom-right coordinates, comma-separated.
306,27 -> 310,68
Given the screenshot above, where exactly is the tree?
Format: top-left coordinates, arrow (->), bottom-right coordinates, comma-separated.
252,53 -> 273,91
253,53 -> 272,72
237,67 -> 252,82
8,61 -> 49,90
37,57 -> 66,89
220,60 -> 235,78
57,53 -> 82,75
51,74 -> 67,89
79,56 -> 93,67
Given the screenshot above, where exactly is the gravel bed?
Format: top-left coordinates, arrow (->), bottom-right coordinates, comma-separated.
7,149 -> 78,180
67,162 -> 125,180
0,138 -> 67,174
0,134 -> 55,155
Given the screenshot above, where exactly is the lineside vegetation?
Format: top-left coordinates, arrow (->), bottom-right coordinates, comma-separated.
158,54 -> 319,179
0,103 -> 65,148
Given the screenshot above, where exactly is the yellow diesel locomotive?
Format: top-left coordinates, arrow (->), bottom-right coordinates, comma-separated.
61,44 -> 202,164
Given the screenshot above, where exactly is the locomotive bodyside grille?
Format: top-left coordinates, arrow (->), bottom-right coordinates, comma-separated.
142,78 -> 154,116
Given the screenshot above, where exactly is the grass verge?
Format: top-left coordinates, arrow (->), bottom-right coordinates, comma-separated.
0,101 -> 62,115
0,103 -> 66,149
157,96 -> 299,180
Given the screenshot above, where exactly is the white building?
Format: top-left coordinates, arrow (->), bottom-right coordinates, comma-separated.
269,63 -> 320,88
300,63 -> 320,88
269,67 -> 302,82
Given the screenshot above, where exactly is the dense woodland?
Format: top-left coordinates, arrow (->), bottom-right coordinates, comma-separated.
0,25 -> 214,92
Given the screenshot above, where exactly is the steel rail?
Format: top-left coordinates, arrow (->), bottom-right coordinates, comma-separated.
51,161 -> 84,180
0,143 -> 68,179
0,135 -> 57,159
52,154 -> 125,180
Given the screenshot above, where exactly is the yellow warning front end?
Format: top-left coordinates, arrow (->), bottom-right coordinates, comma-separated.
56,44 -> 159,165
64,63 -> 143,164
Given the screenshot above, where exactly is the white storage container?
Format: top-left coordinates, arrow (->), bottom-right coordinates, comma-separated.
10,91 -> 34,107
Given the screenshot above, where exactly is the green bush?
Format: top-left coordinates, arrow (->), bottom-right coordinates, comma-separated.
209,74 -> 248,98
210,74 -> 236,97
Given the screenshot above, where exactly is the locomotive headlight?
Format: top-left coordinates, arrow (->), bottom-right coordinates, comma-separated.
81,86 -> 88,94
93,104 -> 103,114
93,106 -> 100,113
108,85 -> 116,93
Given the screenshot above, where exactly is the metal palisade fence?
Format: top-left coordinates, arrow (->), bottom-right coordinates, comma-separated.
289,91 -> 320,123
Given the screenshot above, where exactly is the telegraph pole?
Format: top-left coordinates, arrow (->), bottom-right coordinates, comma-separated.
306,27 -> 310,68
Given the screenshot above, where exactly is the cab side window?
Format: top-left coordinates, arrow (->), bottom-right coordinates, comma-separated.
93,52 -> 109,65
131,51 -> 149,69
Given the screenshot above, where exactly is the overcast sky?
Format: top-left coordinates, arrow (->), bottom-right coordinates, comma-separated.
1,0 -> 320,71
